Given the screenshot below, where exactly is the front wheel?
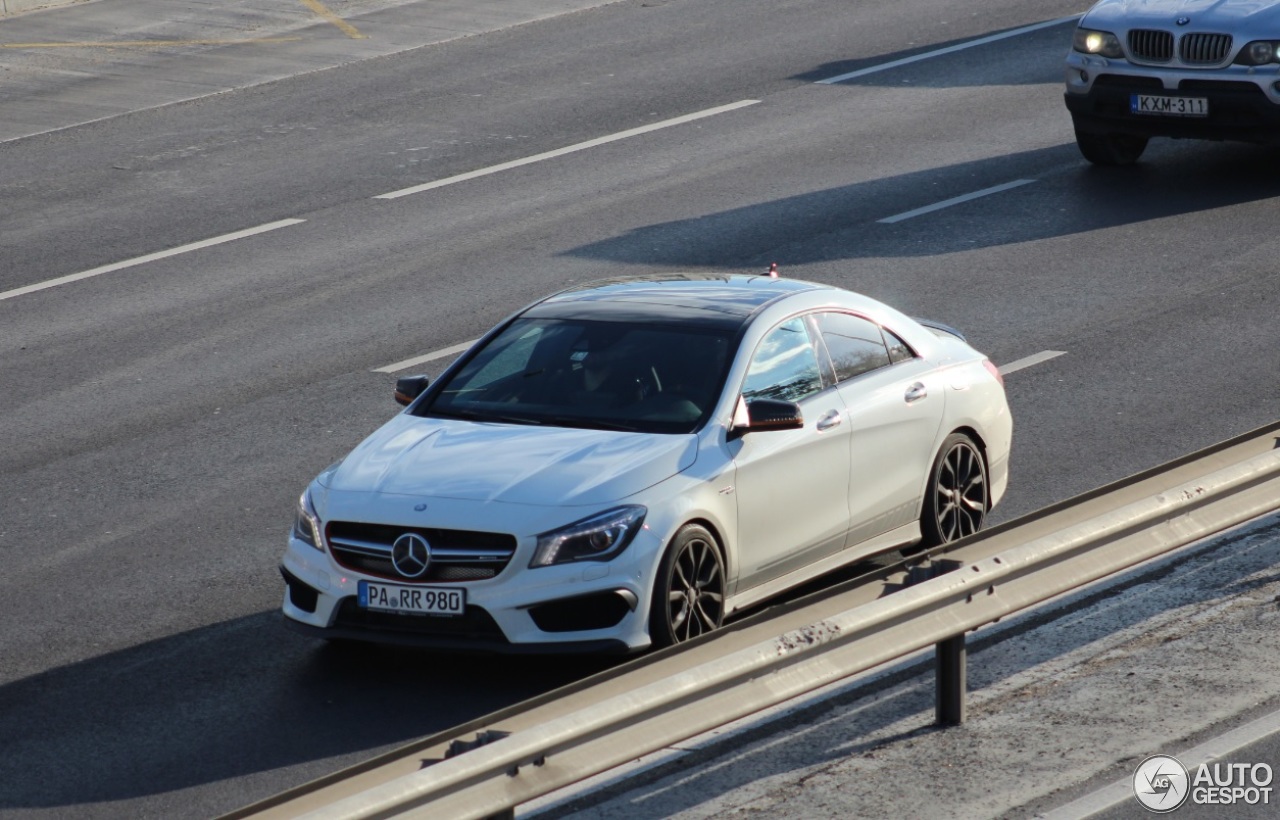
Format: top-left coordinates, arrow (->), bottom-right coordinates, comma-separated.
920,433 -> 989,548
1075,129 -> 1148,166
649,524 -> 725,649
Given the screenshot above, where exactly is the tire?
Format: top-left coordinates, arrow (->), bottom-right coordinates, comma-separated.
1075,130 -> 1148,166
920,433 -> 989,548
648,524 -> 725,649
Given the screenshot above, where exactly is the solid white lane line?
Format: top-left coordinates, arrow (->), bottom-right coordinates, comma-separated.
374,341 -> 477,374
1041,708 -> 1280,819
999,350 -> 1066,375
817,15 -> 1082,84
0,219 -> 306,303
374,100 -> 762,200
878,179 -> 1036,224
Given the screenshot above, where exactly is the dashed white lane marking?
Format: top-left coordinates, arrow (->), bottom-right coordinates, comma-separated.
376,346 -> 1066,377
878,179 -> 1037,224
374,100 -> 761,200
0,219 -> 306,303
817,15 -> 1082,85
373,341 -> 478,374
999,350 -> 1066,375
1040,707 -> 1280,819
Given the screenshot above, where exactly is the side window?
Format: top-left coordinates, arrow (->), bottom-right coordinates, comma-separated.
742,317 -> 824,403
883,328 -> 916,364
816,312 -> 891,382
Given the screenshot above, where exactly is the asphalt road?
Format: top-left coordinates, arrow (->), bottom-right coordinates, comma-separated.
2,0 -> 1279,817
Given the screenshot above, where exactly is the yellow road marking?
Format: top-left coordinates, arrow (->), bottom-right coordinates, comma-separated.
1,38 -> 302,48
298,0 -> 367,39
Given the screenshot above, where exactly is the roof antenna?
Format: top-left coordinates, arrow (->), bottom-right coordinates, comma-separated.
767,262 -> 779,278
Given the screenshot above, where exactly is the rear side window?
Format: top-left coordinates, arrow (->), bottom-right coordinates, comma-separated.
884,328 -> 915,364
815,312 -> 891,382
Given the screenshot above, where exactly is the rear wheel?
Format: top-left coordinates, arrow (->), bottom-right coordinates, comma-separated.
649,524 -> 725,649
1075,129 -> 1148,166
921,433 -> 989,548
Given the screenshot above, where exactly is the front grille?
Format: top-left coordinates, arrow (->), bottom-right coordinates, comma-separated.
1180,33 -> 1232,65
326,521 -> 517,583
333,598 -> 508,642
1129,29 -> 1174,63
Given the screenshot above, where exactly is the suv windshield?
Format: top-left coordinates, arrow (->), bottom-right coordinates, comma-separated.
420,318 -> 734,434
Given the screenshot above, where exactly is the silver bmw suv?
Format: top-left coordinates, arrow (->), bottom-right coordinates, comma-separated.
1064,1 -> 1280,164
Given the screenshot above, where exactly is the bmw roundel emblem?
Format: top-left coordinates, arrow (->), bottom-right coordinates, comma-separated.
391,533 -> 432,578
1176,16 -> 1190,25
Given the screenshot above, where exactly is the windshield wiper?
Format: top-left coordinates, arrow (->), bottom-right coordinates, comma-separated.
541,416 -> 641,433
428,408 -> 544,426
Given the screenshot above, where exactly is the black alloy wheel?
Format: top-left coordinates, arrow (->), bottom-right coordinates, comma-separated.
921,433 -> 989,548
649,524 -> 725,648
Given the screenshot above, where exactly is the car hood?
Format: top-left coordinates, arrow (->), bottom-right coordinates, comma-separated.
318,415 -> 698,506
1083,0 -> 1280,28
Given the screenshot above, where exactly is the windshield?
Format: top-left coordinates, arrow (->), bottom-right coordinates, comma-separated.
420,318 -> 734,434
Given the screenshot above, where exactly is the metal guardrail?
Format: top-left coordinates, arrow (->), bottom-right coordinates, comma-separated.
231,421 -> 1280,820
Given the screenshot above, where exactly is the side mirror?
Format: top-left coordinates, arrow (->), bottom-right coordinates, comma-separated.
731,398 -> 804,436
394,375 -> 430,406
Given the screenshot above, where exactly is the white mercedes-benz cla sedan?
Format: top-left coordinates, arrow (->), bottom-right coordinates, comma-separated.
280,273 -> 1012,653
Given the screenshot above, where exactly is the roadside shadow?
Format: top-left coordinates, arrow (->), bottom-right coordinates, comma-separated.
793,20 -> 1073,88
563,143 -> 1280,269
0,611 -> 617,813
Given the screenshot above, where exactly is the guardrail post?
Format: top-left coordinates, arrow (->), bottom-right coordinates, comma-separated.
935,634 -> 966,726
906,556 -> 968,725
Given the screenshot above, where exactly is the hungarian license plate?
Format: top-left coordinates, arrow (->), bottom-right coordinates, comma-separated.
358,580 -> 465,616
1131,94 -> 1208,117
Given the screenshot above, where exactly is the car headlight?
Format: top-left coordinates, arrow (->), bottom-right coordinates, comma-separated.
530,506 -> 647,567
1073,28 -> 1124,58
1235,40 -> 1280,65
292,489 -> 324,551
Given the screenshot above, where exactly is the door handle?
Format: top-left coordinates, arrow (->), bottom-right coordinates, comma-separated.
816,409 -> 843,431
904,382 -> 927,404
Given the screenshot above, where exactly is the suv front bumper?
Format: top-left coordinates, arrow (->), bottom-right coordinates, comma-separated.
1064,55 -> 1280,143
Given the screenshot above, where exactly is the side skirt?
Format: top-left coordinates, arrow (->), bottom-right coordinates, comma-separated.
727,522 -> 921,614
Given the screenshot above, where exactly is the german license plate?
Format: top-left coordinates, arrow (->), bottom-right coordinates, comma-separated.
358,581 -> 465,616
1131,94 -> 1208,117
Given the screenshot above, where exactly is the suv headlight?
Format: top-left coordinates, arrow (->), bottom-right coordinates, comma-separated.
1073,28 -> 1124,58
292,489 -> 323,551
1235,40 -> 1280,65
530,506 -> 647,567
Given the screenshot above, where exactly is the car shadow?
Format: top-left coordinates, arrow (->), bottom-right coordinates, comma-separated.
0,610 -> 618,814
562,143 -> 1280,270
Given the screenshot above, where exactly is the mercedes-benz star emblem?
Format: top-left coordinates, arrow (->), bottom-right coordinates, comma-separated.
391,533 -> 432,578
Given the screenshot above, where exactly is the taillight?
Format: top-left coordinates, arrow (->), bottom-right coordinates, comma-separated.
982,359 -> 1003,387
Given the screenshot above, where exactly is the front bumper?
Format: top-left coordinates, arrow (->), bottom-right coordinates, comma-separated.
1064,54 -> 1280,143
279,524 -> 660,654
